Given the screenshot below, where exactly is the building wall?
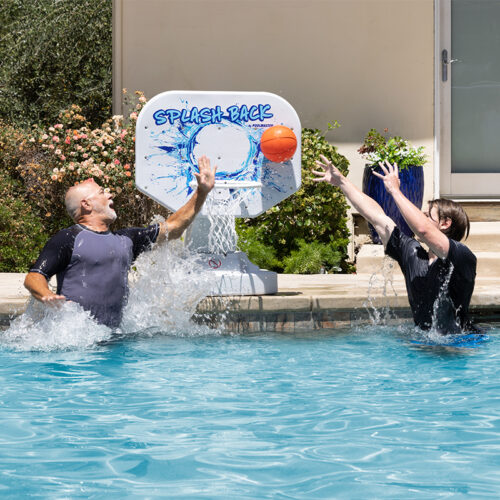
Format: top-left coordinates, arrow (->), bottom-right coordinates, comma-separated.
114,0 -> 435,204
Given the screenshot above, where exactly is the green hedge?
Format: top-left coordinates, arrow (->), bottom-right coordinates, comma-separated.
0,171 -> 47,272
0,0 -> 112,128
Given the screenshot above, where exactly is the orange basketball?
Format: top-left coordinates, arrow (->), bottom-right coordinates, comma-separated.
260,125 -> 297,163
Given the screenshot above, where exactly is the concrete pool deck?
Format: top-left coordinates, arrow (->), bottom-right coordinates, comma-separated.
1,270 -> 499,332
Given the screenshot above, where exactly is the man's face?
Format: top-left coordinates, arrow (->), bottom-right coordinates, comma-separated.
84,182 -> 116,223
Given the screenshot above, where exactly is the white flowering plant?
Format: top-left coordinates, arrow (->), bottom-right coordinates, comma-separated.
13,90 -> 170,232
358,128 -> 426,170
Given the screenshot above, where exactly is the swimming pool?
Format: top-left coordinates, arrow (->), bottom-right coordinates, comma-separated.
0,324 -> 498,498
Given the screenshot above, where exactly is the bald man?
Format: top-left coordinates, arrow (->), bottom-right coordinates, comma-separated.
24,156 -> 216,328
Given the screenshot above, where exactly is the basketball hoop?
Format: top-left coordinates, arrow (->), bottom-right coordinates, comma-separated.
135,91 -> 301,295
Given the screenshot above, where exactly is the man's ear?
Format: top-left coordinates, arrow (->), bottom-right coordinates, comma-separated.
81,198 -> 91,213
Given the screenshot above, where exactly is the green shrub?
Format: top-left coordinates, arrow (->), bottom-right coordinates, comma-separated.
282,239 -> 343,274
0,0 -> 112,128
0,172 -> 47,272
236,226 -> 281,271
236,124 -> 352,273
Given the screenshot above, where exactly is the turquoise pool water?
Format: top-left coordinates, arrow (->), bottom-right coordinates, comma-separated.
0,325 -> 498,498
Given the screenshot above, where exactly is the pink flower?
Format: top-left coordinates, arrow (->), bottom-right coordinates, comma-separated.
51,174 -> 58,181
54,124 -> 63,129
129,112 -> 138,120
52,136 -> 60,143
123,164 -> 131,170
80,134 -> 88,139
113,159 -> 120,165
83,153 -> 88,158
65,137 -> 71,144
60,155 -> 66,161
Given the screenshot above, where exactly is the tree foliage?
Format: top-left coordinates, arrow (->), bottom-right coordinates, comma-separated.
0,0 -> 112,128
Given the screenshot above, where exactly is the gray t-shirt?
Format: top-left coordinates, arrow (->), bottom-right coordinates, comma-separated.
30,224 -> 159,327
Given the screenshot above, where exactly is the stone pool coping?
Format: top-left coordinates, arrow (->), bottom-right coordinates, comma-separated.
1,272 -> 500,332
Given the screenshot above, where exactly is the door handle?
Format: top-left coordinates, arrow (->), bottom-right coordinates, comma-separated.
442,49 -> 460,82
442,49 -> 449,82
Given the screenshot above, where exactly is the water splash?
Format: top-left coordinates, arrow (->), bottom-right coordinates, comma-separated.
429,262 -> 462,334
121,236 -> 219,335
2,223 -> 226,351
2,300 -> 112,351
363,255 -> 399,325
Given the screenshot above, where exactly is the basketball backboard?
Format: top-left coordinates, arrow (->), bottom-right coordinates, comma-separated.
135,91 -> 301,217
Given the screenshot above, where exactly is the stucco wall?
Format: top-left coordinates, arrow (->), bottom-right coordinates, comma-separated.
114,0 -> 435,205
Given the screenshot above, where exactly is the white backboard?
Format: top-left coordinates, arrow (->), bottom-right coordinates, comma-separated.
135,91 -> 301,217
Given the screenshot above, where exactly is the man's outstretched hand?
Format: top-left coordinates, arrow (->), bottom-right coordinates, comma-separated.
372,161 -> 401,195
194,155 -> 217,195
311,155 -> 345,187
41,294 -> 66,308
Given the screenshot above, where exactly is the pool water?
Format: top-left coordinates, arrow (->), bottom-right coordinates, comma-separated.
0,324 -> 498,498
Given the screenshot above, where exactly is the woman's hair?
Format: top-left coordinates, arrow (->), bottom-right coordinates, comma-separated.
428,198 -> 470,241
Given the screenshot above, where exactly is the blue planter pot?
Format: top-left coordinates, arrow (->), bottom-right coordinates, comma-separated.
362,164 -> 424,244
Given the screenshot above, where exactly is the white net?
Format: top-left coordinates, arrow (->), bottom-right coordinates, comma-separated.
204,186 -> 256,255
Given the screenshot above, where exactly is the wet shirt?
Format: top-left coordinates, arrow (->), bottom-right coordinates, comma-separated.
29,224 -> 160,328
385,227 -> 476,332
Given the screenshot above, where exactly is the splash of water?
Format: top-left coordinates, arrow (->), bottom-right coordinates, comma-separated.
2,221 -> 226,351
2,300 -> 112,351
121,236 -> 218,335
429,262 -> 462,335
363,255 -> 399,325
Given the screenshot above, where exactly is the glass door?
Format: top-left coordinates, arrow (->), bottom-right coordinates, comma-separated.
439,0 -> 500,197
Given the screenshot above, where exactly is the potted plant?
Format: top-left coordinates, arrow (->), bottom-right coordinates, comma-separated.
358,128 -> 426,243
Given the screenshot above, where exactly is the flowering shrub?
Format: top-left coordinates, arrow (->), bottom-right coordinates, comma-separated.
358,128 -> 426,170
0,91 -> 171,270
15,90 -> 170,232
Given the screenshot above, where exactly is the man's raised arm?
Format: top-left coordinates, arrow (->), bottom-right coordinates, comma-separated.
157,155 -> 217,242
312,155 -> 395,247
